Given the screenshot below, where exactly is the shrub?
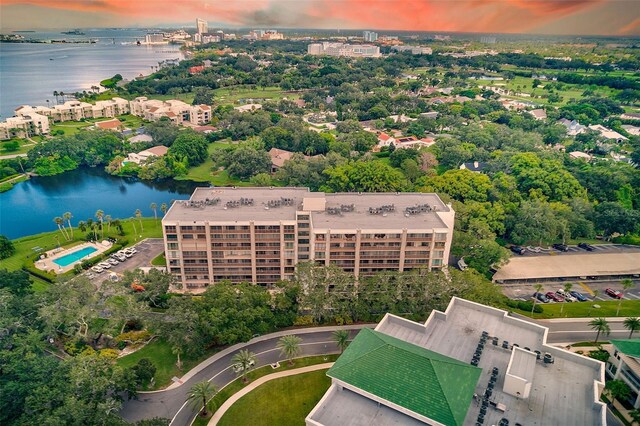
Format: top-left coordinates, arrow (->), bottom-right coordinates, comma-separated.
116,330 -> 151,344
293,315 -> 315,326
98,349 -> 120,360
64,338 -> 89,356
22,265 -> 56,283
589,349 -> 610,362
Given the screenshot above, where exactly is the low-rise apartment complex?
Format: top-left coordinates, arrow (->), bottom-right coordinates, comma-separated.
307,42 -> 381,58
129,97 -> 211,125
307,297 -> 606,426
0,112 -> 50,139
162,187 -> 454,291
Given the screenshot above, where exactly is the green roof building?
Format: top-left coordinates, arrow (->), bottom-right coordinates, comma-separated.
326,328 -> 481,426
608,339 -> 640,409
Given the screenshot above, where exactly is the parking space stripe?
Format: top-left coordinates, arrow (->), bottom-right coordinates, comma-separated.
578,282 -> 594,296
625,293 -> 640,300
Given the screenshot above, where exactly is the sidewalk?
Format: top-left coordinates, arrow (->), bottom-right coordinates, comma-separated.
207,362 -> 334,425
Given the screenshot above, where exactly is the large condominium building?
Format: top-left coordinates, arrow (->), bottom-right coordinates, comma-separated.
363,30 -> 378,42
392,45 -> 433,55
13,98 -> 130,123
196,18 -> 208,35
307,297 -> 606,426
129,97 -> 211,125
0,113 -> 50,140
162,187 -> 454,291
307,42 -> 381,58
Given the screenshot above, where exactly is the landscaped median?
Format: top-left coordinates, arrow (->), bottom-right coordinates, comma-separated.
192,355 -> 338,426
510,299 -> 640,319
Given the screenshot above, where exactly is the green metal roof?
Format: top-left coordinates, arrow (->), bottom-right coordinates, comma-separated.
611,339 -> 640,359
327,328 -> 481,426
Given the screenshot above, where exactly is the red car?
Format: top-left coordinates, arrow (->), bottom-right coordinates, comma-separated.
546,291 -> 564,302
605,288 -> 623,299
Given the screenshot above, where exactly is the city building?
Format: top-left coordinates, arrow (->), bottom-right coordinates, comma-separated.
392,45 -> 433,55
363,30 -> 378,42
607,339 -> 640,409
307,42 -> 381,58
307,297 -> 606,426
196,18 -> 208,35
0,113 -> 50,140
481,36 -> 497,44
143,33 -> 167,45
161,187 -> 454,290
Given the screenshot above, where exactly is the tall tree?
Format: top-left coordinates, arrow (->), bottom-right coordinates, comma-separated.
231,349 -> 256,383
532,283 -> 544,314
277,335 -> 302,365
160,202 -> 168,216
0,235 -> 15,260
561,282 -> 573,315
135,209 -> 144,231
333,329 -> 350,354
589,318 -> 610,343
150,203 -> 158,222
63,211 -> 74,239
95,209 -> 105,239
623,317 -> 640,339
53,216 -> 69,241
186,381 -> 217,417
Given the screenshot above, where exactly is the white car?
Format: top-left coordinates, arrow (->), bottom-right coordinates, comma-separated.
526,246 -> 541,253
126,247 -> 138,254
556,289 -> 576,302
91,266 -> 104,273
108,258 -> 119,266
98,262 -> 111,269
232,359 -> 255,373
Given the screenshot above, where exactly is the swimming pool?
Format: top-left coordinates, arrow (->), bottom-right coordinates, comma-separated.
53,246 -> 98,267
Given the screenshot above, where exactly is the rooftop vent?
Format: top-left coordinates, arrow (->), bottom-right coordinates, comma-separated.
368,204 -> 395,215
404,203 -> 432,215
266,197 -> 293,208
327,207 -> 342,215
183,198 -> 220,208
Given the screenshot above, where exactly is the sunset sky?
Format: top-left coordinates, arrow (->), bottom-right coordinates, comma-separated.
1,0 -> 639,36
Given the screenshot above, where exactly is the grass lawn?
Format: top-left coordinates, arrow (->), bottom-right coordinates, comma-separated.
193,355 -> 338,426
50,121 -> 92,136
514,299 -> 640,319
116,338 -> 217,390
176,141 -> 234,183
0,217 -> 162,274
151,253 -> 166,266
0,174 -> 28,193
213,86 -> 296,104
217,369 -> 331,426
1,138 -> 36,155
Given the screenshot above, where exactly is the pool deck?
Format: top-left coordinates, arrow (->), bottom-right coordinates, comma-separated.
36,241 -> 112,274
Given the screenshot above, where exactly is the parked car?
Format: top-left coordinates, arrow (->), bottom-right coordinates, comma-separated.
546,292 -> 564,302
232,359 -> 255,373
557,290 -> 576,302
570,291 -> 588,302
107,258 -> 119,266
91,266 -> 104,273
578,242 -> 595,251
510,246 -> 526,255
526,246 -> 541,253
605,288 -> 623,299
98,262 -> 111,269
553,243 -> 569,252
533,292 -> 549,303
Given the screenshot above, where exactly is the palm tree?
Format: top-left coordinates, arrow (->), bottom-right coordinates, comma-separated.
624,317 -> 640,339
53,91 -> 59,104
95,210 -> 104,239
172,345 -> 183,370
135,209 -> 144,232
131,217 -> 138,240
160,202 -> 168,216
150,202 -> 158,222
186,381 -> 217,417
63,211 -> 73,239
53,216 -> 69,240
629,408 -> 640,425
333,330 -> 350,354
618,279 -> 635,316
277,335 -> 302,365
231,349 -> 256,383
60,91 -> 65,102
589,318 -> 610,343
532,283 -> 544,314
605,379 -> 631,403
78,220 -> 87,233
104,215 -> 112,232
560,282 -> 573,315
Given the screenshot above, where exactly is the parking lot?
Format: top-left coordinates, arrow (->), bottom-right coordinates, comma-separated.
503,279 -> 640,302
511,243 -> 640,257
84,238 -> 165,286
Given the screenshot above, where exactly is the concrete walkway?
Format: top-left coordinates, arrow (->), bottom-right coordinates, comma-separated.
207,362 -> 334,425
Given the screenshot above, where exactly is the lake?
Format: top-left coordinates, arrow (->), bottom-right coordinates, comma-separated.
0,29 -> 184,119
0,168 -> 205,240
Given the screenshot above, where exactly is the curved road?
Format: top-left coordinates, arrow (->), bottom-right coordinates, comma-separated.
119,325 -> 369,426
120,317 -> 633,426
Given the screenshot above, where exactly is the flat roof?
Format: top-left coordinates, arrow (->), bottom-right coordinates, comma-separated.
163,188 -> 451,230
493,252 -> 640,281
327,328 -> 481,426
374,298 -> 605,426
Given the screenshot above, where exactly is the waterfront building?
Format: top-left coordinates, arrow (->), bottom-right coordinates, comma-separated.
13,98 -> 130,123
307,297 -> 606,426
606,339 -> 640,409
0,113 -> 50,140
129,97 -> 211,125
363,30 -> 378,42
307,42 -> 381,58
144,33 -> 166,45
161,187 -> 454,291
196,18 -> 208,35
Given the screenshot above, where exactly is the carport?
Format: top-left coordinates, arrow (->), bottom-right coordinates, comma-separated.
493,252 -> 640,284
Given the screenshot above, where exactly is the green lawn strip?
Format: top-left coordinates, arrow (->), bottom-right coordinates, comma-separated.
193,354 -> 338,426
151,253 -> 166,266
570,341 -> 610,347
1,138 -> 36,155
512,299 -> 640,319
213,86 -> 296,104
116,338 -> 218,390
217,369 -> 331,426
0,174 -> 28,193
0,217 -> 161,273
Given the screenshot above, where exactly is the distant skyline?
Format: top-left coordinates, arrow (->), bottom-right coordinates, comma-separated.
1,0 -> 639,36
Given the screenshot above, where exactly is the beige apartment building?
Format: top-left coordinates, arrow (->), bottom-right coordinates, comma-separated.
0,113 -> 50,139
162,187 -> 454,291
